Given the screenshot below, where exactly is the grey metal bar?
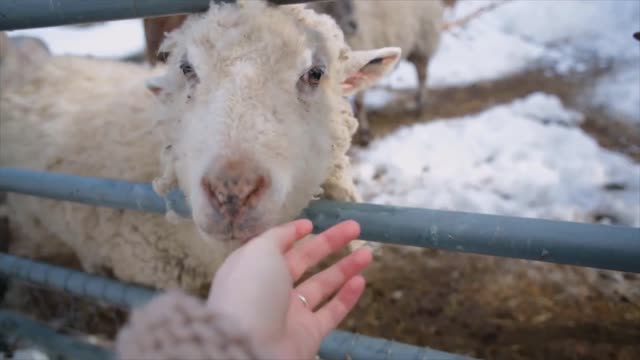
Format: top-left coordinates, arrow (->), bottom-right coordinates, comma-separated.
0,0 -> 323,31
0,253 -> 475,360
0,310 -> 113,360
0,166 -> 190,217
301,201 -> 640,273
320,330 -> 474,360
0,253 -> 156,309
1,166 -> 638,273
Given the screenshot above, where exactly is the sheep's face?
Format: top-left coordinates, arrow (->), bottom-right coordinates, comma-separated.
147,2 -> 400,245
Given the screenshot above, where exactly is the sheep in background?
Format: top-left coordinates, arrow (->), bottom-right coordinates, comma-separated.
0,32 -> 51,87
0,1 -> 401,294
306,0 -> 359,39
308,0 -> 447,145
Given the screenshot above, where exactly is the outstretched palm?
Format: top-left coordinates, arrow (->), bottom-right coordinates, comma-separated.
208,219 -> 372,360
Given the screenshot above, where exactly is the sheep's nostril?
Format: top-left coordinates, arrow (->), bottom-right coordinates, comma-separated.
201,173 -> 270,220
242,175 -> 268,209
201,178 -> 223,210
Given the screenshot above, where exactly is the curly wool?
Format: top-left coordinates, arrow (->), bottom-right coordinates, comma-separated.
0,1 -> 377,293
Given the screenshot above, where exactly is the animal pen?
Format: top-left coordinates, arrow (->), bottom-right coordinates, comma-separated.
0,0 -> 638,359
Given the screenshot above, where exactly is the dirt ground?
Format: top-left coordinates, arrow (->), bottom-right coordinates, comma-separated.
340,246 -> 639,360
333,58 -> 640,359
1,57 -> 639,359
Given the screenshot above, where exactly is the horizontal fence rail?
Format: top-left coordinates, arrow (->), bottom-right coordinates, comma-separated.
321,330 -> 473,360
1,167 -> 639,273
0,253 -> 156,309
0,0 -> 322,31
0,253 -> 475,360
0,310 -> 113,360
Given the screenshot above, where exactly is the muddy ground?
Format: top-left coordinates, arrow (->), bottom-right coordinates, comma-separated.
1,57 -> 639,359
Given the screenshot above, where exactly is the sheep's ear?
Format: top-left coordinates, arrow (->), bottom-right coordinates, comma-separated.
146,76 -> 166,96
341,47 -> 401,96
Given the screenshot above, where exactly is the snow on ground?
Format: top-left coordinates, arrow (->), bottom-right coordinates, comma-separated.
7,20 -> 145,59
367,0 -> 640,124
418,0 -> 637,86
352,92 -> 640,227
588,63 -> 640,126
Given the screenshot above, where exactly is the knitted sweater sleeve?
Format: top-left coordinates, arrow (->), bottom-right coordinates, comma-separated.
115,290 -> 261,360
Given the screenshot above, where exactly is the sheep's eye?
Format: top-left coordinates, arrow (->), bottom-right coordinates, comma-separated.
304,66 -> 325,86
180,61 -> 194,76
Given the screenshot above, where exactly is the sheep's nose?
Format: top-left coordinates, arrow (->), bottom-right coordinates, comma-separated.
201,162 -> 270,222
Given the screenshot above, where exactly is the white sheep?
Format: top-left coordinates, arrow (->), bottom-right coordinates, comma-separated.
308,0 -> 447,145
0,0 -> 401,294
0,32 -> 51,88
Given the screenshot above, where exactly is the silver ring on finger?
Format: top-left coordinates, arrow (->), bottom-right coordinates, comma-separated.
297,292 -> 309,308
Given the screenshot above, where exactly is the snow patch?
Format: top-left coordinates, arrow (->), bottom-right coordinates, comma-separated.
589,63 -> 640,126
510,92 -> 584,126
353,93 -> 640,227
7,20 -> 145,59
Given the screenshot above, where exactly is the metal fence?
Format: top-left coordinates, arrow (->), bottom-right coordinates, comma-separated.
0,169 -> 638,360
0,0 -> 316,31
1,167 -> 638,274
0,253 -> 474,360
0,0 -> 639,359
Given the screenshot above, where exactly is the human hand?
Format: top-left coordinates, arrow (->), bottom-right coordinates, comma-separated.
206,219 -> 372,360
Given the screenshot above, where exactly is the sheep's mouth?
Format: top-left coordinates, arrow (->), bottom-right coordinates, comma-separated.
195,219 -> 267,244
193,199 -> 276,244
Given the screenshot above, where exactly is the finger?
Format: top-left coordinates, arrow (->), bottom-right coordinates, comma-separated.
296,247 -> 372,309
251,219 -> 313,253
286,220 -> 361,282
314,275 -> 366,338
